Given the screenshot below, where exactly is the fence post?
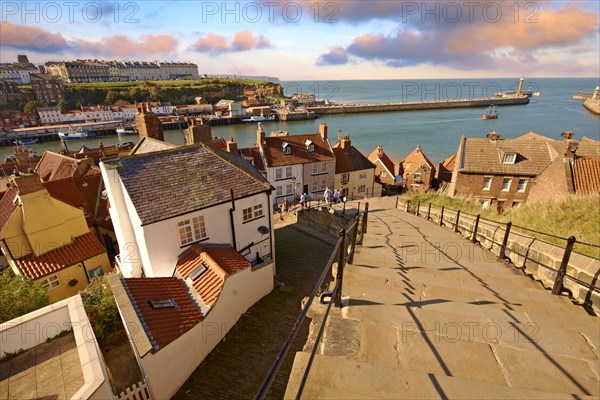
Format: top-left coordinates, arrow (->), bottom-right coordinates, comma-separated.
406,200 -> 411,213
348,216 -> 360,265
499,222 -> 512,260
439,206 -> 445,226
551,236 -> 576,295
416,201 -> 421,216
395,197 -> 399,209
427,203 -> 431,220
362,202 -> 369,234
334,229 -> 346,308
454,209 -> 461,233
357,202 -> 361,215
472,214 -> 480,243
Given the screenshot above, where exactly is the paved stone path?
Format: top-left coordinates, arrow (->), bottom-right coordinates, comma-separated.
174,217 -> 334,400
286,196 -> 600,399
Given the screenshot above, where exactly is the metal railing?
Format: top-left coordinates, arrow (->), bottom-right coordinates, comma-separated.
255,204 -> 368,400
396,198 -> 600,300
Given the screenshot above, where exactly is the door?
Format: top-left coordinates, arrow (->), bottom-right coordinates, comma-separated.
496,201 -> 505,214
303,184 -> 308,195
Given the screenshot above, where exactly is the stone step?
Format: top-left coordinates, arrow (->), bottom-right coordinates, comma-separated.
285,352 -> 596,399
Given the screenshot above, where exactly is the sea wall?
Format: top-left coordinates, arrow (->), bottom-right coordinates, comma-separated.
397,200 -> 599,313
308,96 -> 530,115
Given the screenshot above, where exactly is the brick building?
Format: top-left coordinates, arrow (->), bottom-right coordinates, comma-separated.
398,145 -> 436,192
367,145 -> 398,186
0,79 -> 18,94
30,73 -> 64,105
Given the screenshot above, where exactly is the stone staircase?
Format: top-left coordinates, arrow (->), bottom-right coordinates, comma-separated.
285,196 -> 599,399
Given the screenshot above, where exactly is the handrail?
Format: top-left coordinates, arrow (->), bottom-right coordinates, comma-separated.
255,210 -> 364,400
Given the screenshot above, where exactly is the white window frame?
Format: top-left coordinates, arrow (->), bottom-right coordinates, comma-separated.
178,215 -> 207,246
275,168 -> 282,180
276,186 -> 283,196
482,177 -> 492,191
285,166 -> 292,178
381,171 -> 387,177
501,178 -> 512,192
517,178 -> 528,192
414,172 -> 422,181
40,274 -> 60,290
311,180 -> 318,191
312,163 -> 319,175
341,173 -> 349,184
502,153 -> 517,164
286,183 -> 293,194
242,207 -> 253,221
321,163 -> 327,173
358,185 -> 366,193
359,172 -> 367,179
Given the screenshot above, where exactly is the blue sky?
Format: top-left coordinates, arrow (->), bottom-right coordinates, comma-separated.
1,0 -> 598,79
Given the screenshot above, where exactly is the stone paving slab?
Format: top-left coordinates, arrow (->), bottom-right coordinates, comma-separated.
286,197 -> 599,399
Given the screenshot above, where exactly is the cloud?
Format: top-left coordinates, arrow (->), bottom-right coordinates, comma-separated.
317,46 -> 349,65
190,30 -> 274,54
70,34 -> 178,57
318,6 -> 598,70
0,22 -> 70,52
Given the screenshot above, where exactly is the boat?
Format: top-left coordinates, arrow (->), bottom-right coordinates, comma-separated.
58,126 -> 93,140
116,124 -> 136,136
13,138 -> 38,145
242,114 -> 277,123
482,105 -> 499,119
532,92 -> 541,97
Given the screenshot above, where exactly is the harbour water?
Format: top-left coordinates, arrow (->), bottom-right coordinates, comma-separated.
4,78 -> 598,163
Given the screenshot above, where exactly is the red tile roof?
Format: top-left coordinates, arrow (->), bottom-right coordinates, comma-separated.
332,139 -> 375,174
35,151 -> 93,181
15,232 -> 106,279
399,146 -> 435,176
176,244 -> 250,307
572,158 -> 600,195
367,146 -> 395,176
262,133 -> 334,167
239,146 -> 266,173
442,153 -> 456,171
121,277 -> 203,352
0,188 -> 19,231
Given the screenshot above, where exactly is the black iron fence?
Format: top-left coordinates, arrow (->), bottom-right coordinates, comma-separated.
255,204 -> 368,400
395,198 -> 600,309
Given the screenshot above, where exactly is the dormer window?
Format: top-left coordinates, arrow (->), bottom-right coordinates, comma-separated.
305,139 -> 314,152
282,142 -> 291,155
502,153 -> 517,164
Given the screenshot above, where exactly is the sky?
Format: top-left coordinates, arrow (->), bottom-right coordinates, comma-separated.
0,0 -> 599,80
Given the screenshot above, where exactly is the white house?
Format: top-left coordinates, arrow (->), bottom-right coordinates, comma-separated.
100,143 -> 275,278
256,122 -> 336,207
37,106 -> 62,125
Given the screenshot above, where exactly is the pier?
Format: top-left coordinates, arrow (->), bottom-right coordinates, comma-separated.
307,96 -> 530,115
2,120 -> 122,147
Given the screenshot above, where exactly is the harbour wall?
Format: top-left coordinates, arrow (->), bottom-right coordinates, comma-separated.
308,96 -> 530,115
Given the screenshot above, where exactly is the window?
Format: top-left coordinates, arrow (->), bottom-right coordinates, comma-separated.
275,168 -> 282,180
312,163 -> 319,175
286,183 -> 293,194
358,185 -> 366,193
517,179 -> 528,192
482,177 -> 492,191
243,207 -> 253,221
512,201 -> 522,208
321,179 -> 326,190
40,275 -> 60,290
188,263 -> 208,281
148,299 -> 177,309
502,153 -> 517,164
359,172 -> 367,179
381,171 -> 387,177
178,215 -> 207,246
341,173 -> 349,184
311,180 -> 318,191
253,204 -> 264,218
479,199 -> 490,209
414,172 -> 422,181
282,142 -> 291,155
501,178 -> 512,191
276,186 -> 283,196
286,167 -> 292,178
321,163 -> 327,173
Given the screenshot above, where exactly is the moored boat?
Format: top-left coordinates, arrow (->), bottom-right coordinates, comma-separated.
58,126 -> 93,140
13,138 -> 38,145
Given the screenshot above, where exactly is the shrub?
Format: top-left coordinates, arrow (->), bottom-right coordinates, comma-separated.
0,270 -> 49,324
80,273 -> 123,340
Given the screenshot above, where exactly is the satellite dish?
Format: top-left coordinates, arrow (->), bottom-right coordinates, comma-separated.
258,226 -> 269,235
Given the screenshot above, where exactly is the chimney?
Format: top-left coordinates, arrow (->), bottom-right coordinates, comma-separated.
416,144 -> 421,153
226,137 -> 238,154
13,172 -> 44,196
561,130 -> 574,141
341,133 -> 351,149
184,118 -> 212,145
486,131 -> 502,142
135,102 -> 164,141
256,122 -> 265,147
319,122 -> 328,141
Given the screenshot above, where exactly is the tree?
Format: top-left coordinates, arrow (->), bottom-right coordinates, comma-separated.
0,270 -> 49,324
23,100 -> 40,114
57,101 -> 68,111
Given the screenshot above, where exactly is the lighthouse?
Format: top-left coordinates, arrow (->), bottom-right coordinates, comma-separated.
516,77 -> 525,97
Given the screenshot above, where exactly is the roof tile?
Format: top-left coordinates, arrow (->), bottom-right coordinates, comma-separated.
572,158 -> 600,195
262,133 -> 334,167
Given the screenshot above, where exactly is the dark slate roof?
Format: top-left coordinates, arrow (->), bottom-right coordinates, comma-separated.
129,137 -> 177,155
577,137 -> 600,158
103,144 -> 272,225
332,144 -> 375,174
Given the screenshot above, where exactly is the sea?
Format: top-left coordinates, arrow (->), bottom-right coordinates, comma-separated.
5,78 -> 599,163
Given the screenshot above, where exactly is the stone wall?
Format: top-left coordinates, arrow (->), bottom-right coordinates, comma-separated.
398,200 -> 600,313
296,207 -> 357,238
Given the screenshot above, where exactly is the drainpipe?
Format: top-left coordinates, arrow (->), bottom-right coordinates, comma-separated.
229,189 -> 237,250
2,239 -> 15,261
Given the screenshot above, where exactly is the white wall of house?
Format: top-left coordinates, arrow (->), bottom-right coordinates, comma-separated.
334,168 -> 378,200
304,160 -> 336,200
138,263 -> 274,399
267,164 -> 303,206
138,192 -> 272,277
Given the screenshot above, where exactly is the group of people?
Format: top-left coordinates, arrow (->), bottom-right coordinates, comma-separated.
323,187 -> 345,206
278,188 -> 346,219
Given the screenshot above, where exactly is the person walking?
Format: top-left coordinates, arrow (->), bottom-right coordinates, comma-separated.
324,187 -> 333,206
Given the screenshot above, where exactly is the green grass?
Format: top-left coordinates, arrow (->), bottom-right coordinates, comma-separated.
66,78 -> 271,90
404,192 -> 600,258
